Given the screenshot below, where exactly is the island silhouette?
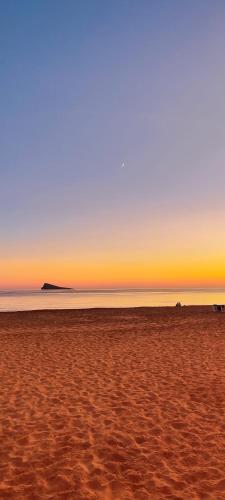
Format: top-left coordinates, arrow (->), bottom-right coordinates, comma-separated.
41,283 -> 72,290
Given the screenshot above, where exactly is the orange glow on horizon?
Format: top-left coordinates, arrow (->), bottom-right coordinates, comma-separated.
2,253 -> 225,289
2,208 -> 225,289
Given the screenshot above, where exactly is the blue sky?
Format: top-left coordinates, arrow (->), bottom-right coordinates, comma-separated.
1,1 -> 225,286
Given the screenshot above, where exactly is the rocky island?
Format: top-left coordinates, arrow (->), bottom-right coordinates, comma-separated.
41,283 -> 72,290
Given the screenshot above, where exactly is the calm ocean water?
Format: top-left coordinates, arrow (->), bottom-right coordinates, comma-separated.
0,288 -> 225,312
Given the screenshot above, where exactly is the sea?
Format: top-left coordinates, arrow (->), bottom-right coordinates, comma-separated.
0,288 -> 225,312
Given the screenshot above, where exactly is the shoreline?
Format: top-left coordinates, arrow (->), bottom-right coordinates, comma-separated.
0,304 -> 213,314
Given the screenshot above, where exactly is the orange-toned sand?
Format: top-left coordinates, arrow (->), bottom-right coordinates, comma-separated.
1,307 -> 225,499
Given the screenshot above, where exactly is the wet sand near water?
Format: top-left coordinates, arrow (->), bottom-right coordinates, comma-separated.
0,307 -> 225,499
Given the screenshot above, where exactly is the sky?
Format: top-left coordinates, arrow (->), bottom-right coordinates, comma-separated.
1,0 -> 225,289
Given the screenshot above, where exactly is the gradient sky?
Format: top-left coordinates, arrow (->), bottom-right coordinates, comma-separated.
1,0 -> 225,288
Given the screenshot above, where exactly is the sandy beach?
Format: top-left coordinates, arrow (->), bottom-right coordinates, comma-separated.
1,307 -> 225,499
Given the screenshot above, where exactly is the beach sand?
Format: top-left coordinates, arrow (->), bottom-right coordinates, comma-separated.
1,307 -> 225,499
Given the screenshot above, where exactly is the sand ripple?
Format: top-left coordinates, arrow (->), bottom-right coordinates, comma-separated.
1,307 -> 225,499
